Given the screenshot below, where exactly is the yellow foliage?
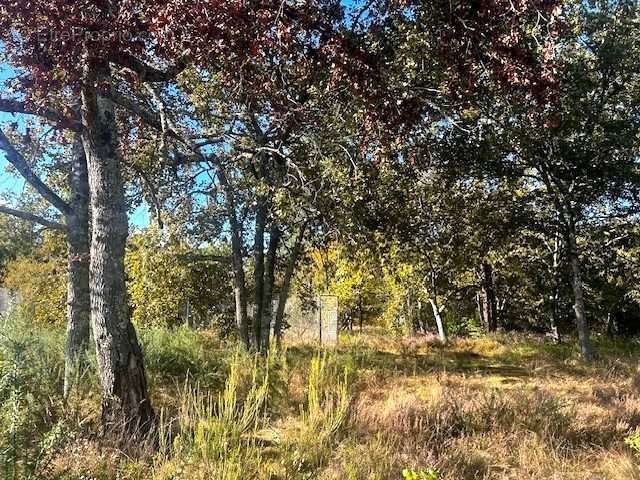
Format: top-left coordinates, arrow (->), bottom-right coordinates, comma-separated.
4,232 -> 67,326
126,226 -> 233,328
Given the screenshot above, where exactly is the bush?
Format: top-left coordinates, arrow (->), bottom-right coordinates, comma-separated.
402,468 -> 440,480
126,227 -> 234,329
625,430 -> 640,456
445,315 -> 484,339
140,325 -> 227,387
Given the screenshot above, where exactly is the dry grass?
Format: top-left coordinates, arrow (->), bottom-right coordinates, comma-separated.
321,331 -> 640,480
29,329 -> 640,479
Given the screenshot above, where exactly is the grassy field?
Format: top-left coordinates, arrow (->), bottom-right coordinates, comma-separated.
2,319 -> 640,479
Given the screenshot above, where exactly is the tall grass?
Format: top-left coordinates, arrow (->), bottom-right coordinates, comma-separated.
0,315 -> 68,479
0,319 -> 637,480
280,353 -> 351,477
153,350 -> 352,480
303,354 -> 350,442
155,350 -> 268,479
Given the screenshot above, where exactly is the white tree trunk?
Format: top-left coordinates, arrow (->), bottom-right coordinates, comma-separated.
429,298 -> 447,343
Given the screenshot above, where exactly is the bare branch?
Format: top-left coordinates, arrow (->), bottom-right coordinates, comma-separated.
0,129 -> 72,215
0,98 -> 81,131
0,205 -> 67,231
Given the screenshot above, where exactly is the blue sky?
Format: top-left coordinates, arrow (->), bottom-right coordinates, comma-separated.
0,65 -> 24,197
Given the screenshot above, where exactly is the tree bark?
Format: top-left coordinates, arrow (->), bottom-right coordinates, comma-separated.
419,300 -> 429,333
606,312 -> 615,337
548,291 -> 560,344
429,298 -> 447,343
261,225 -> 280,352
480,261 -> 497,332
81,67 -> 154,436
215,161 -> 249,347
231,246 -> 250,348
64,137 -> 91,398
476,292 -> 485,329
548,229 -> 562,344
253,199 -> 267,348
566,223 -> 594,362
275,222 -> 307,346
0,130 -> 91,397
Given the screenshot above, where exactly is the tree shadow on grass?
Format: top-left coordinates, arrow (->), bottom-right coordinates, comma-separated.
284,336 -> 625,386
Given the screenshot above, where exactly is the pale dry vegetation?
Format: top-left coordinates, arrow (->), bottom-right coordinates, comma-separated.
2,317 -> 640,480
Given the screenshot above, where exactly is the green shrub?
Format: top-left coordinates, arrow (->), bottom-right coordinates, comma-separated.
126,227 -> 234,329
140,325 -> 227,387
445,315 -> 484,338
4,233 -> 67,327
402,468 -> 440,480
625,430 -> 640,455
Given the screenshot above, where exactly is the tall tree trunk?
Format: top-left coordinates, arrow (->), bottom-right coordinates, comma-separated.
548,291 -> 560,344
429,298 -> 447,343
420,300 -> 429,333
539,166 -> 593,360
0,129 -> 92,397
215,161 -> 249,347
566,223 -> 594,362
81,67 -> 154,436
64,137 -> 91,398
606,312 -> 615,337
480,261 -> 497,332
275,222 -> 307,346
231,244 -> 249,348
261,226 -> 280,352
548,229 -> 562,344
477,292 -> 486,329
253,199 -> 267,348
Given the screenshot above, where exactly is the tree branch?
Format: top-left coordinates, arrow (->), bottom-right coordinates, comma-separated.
0,205 -> 67,231
0,129 -> 72,215
109,90 -> 225,151
0,98 -> 81,131
108,90 -> 164,131
114,52 -> 186,82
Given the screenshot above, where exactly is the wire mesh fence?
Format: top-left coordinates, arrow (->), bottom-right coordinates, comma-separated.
283,294 -> 339,346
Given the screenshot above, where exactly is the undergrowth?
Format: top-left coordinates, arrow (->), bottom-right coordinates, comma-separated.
1,320 -> 640,480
